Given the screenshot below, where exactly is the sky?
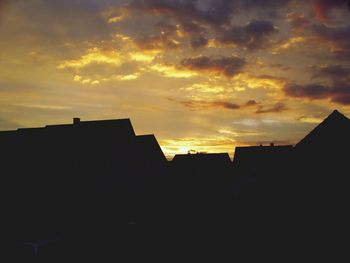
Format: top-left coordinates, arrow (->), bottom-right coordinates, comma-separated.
1,0 -> 350,158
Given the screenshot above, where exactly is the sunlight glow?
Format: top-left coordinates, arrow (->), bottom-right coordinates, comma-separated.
58,48 -> 122,69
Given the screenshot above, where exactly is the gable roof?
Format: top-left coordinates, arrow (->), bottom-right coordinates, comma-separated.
295,110 -> 350,150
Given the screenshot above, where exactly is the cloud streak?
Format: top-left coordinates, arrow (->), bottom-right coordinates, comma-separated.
284,83 -> 350,105
179,56 -> 246,77
255,103 -> 287,114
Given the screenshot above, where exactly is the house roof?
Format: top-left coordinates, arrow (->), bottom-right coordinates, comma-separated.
136,134 -> 167,162
45,118 -> 135,136
295,110 -> 350,150
233,145 -> 293,164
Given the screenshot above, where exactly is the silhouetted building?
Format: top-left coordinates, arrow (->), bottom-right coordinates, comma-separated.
172,153 -> 231,183
295,109 -> 350,156
173,153 -> 231,171
0,118 -> 167,240
136,134 -> 167,165
233,144 -> 293,176
294,109 -> 350,177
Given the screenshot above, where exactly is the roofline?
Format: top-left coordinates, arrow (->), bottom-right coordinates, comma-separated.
235,145 -> 293,149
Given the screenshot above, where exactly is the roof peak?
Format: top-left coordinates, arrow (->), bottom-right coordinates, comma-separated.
325,109 -> 349,122
295,109 -> 350,148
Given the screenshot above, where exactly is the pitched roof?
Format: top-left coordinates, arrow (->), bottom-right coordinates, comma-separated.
136,134 -> 167,162
295,110 -> 350,149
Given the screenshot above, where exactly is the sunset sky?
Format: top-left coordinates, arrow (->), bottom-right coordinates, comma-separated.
1,0 -> 350,158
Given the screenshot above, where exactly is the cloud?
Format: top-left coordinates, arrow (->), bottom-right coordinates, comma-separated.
273,36 -> 306,52
128,0 -> 236,28
175,100 -> 241,111
57,47 -> 122,70
311,0 -> 347,22
179,56 -> 245,77
150,64 -> 197,78
311,23 -> 350,59
245,100 -> 259,107
218,20 -> 278,50
126,0 -> 291,50
286,12 -> 312,32
255,103 -> 287,114
134,33 -> 180,51
284,83 -> 350,105
270,63 -> 290,71
171,98 -> 267,112
312,64 -> 350,81
128,0 -> 293,29
190,35 -> 208,49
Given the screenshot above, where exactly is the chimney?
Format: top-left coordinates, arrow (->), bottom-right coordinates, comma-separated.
73,117 -> 80,125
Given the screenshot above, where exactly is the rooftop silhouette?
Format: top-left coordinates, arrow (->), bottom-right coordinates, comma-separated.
2,110 -> 350,261
295,109 -> 350,150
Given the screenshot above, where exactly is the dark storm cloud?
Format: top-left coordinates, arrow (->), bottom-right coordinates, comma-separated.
284,83 -> 350,105
255,103 -> 287,114
179,56 -> 246,77
218,20 -> 278,50
311,0 -> 348,21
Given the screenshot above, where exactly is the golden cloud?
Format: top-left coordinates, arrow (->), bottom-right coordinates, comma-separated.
273,36 -> 307,53
150,64 -> 197,78
58,47 -> 122,70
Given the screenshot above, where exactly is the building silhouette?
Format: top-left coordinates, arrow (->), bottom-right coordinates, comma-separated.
1,117 -> 167,249
2,110 -> 350,260
233,144 -> 293,176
